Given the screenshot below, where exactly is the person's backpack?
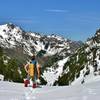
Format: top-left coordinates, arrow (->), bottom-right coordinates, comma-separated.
28,63 -> 35,77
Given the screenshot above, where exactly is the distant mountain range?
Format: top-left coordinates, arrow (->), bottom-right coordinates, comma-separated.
0,23 -> 100,86
0,23 -> 82,64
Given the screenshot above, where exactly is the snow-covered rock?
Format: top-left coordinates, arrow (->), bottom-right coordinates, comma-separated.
0,74 -> 4,81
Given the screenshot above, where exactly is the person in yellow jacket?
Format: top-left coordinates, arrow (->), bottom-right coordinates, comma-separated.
24,55 -> 41,88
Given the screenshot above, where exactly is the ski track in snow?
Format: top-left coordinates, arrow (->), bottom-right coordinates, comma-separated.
0,81 -> 100,100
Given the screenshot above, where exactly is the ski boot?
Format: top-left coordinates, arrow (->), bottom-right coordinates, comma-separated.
24,79 -> 30,87
32,83 -> 37,88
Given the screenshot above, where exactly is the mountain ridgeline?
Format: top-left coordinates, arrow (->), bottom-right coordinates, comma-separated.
0,23 -> 100,85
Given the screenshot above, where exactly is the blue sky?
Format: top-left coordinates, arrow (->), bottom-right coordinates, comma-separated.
0,0 -> 100,41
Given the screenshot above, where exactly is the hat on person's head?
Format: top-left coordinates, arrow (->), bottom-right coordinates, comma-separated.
31,54 -> 36,60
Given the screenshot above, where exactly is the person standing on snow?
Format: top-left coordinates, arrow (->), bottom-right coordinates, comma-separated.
24,54 -> 41,88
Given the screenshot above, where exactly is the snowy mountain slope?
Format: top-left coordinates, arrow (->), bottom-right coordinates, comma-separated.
71,29 -> 100,85
0,23 -> 81,57
42,57 -> 69,85
1,79 -> 100,100
71,65 -> 100,85
56,29 -> 100,86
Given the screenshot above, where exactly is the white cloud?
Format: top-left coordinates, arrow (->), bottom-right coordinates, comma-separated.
45,9 -> 69,13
